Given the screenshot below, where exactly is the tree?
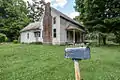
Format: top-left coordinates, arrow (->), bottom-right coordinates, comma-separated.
27,0 -> 45,22
114,31 -> 120,44
0,33 -> 7,42
0,0 -> 30,41
75,0 -> 120,45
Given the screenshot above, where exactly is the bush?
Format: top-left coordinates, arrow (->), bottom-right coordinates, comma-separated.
21,42 -> 25,44
13,40 -> 18,44
114,37 -> 120,44
0,33 -> 7,43
30,42 -> 43,45
107,33 -> 115,41
113,32 -> 120,44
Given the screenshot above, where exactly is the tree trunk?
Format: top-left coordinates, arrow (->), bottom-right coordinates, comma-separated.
98,33 -> 101,46
102,36 -> 106,45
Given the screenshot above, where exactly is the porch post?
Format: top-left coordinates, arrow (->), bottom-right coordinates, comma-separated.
67,31 -> 69,43
73,30 -> 75,45
80,32 -> 81,43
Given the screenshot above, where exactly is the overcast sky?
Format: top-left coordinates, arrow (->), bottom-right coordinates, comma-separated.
23,0 -> 79,19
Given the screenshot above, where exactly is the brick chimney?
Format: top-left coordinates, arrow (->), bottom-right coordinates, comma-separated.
43,2 -> 52,44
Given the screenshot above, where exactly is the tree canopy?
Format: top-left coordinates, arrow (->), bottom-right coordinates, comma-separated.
0,0 -> 30,41
75,0 -> 120,45
27,0 -> 45,22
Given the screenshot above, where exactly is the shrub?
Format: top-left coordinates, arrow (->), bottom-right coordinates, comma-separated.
113,32 -> 120,44
107,33 -> 115,41
0,33 -> 7,43
13,40 -> 18,44
114,36 -> 120,44
5,37 -> 8,42
21,42 -> 25,44
30,42 -> 43,45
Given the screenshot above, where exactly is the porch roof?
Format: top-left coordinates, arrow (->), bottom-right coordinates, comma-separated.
20,22 -> 41,32
66,25 -> 85,32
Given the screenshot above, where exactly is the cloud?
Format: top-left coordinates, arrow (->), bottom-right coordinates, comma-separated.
23,0 -> 51,3
52,0 -> 67,8
23,0 -> 31,3
45,0 -> 51,3
24,0 -> 67,8
68,12 -> 79,19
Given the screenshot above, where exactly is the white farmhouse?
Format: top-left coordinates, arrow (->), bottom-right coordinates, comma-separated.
20,3 -> 85,45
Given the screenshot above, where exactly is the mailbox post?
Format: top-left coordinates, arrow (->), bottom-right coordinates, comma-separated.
65,47 -> 90,80
74,59 -> 81,80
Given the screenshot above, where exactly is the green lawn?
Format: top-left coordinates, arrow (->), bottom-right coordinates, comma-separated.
0,44 -> 120,80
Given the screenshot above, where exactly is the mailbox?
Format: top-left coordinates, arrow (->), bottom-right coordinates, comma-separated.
65,47 -> 90,60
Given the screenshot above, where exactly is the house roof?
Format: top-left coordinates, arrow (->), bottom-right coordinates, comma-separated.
51,7 -> 85,31
20,22 -> 41,32
21,7 -> 85,32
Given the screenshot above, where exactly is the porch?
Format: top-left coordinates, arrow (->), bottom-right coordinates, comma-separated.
66,25 -> 84,44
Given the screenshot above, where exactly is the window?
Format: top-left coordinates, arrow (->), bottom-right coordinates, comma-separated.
27,33 -> 29,39
53,17 -> 56,24
53,29 -> 56,38
34,31 -> 41,37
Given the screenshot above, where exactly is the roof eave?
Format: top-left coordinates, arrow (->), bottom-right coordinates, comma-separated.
20,28 -> 41,33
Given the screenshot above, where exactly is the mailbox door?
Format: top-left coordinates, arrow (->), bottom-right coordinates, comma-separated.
84,48 -> 90,59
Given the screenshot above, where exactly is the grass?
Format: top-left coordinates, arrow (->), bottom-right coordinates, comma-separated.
0,44 -> 120,80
